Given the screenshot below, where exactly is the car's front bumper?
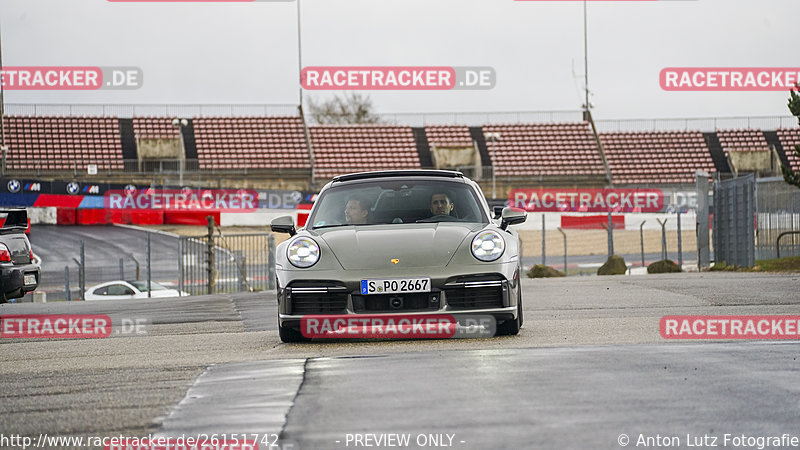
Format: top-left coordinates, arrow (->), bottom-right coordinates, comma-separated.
277,266 -> 521,328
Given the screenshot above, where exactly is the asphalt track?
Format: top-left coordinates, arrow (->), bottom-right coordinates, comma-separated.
30,225 -> 181,300
2,272 -> 799,449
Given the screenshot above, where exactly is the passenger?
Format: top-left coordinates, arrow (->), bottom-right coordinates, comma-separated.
429,192 -> 455,217
344,196 -> 370,224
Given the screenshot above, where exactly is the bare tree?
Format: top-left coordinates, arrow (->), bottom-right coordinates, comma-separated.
307,93 -> 381,125
782,85 -> 800,188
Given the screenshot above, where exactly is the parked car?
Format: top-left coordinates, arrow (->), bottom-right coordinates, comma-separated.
0,209 -> 40,302
270,170 -> 527,342
84,280 -> 188,301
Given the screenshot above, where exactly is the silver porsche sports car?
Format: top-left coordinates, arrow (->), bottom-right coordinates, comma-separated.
270,170 -> 527,342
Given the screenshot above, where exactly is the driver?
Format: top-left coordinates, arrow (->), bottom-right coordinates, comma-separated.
429,192 -> 455,217
344,196 -> 370,224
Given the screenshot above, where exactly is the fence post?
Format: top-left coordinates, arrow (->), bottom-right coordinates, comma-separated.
207,216 -> 215,295
237,251 -> 247,292
133,257 -> 140,280
541,215 -> 546,266
696,171 -> 710,270
657,219 -> 668,260
676,209 -> 683,269
601,212 -> 616,258
79,241 -> 85,300
558,227 -> 567,276
65,266 -> 71,302
639,220 -> 646,268
178,238 -> 184,294
268,234 -> 276,290
146,232 -> 151,298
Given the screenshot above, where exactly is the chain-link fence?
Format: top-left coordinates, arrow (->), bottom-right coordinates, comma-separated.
30,225 -> 276,302
518,211 -> 700,276
179,232 -> 275,296
756,177 -> 800,260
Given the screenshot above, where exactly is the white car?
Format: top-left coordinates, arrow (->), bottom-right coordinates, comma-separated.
83,280 -> 189,301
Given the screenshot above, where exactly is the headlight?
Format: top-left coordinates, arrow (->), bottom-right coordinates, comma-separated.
471,230 -> 505,262
287,237 -> 320,268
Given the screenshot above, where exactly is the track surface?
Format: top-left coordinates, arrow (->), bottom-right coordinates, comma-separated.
30,225 -> 181,299
1,273 -> 799,449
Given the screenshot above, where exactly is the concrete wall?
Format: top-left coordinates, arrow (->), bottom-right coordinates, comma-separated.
137,138 -> 183,159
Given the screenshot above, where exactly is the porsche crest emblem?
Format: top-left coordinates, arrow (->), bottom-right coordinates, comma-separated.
391,258 -> 400,264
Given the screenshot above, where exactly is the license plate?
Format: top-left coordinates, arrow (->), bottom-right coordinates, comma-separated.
24,274 -> 36,285
360,278 -> 430,295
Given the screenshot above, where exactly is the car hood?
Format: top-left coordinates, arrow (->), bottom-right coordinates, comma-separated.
315,223 -> 484,270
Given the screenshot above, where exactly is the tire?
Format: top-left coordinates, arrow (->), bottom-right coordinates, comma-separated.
496,288 -> 522,336
278,317 -> 311,343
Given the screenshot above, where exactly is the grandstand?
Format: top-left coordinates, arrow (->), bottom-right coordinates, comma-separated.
193,116 -> 309,170
309,124 -> 420,178
5,116 -> 123,171
483,122 -> 605,179
1,107 -> 798,196
133,117 -> 181,140
600,131 -> 716,185
777,128 -> 800,171
424,125 -> 473,148
716,129 -> 770,154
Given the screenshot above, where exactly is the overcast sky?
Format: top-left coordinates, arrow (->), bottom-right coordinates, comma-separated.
0,0 -> 797,120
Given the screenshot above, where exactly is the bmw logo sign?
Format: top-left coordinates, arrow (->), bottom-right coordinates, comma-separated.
124,184 -> 137,194
7,179 -> 20,193
66,182 -> 80,195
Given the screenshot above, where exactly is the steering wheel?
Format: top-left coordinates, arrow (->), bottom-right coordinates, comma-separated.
417,215 -> 459,223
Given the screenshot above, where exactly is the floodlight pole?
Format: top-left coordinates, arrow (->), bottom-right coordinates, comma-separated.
583,0 -> 589,114
297,0 -> 304,108
0,22 -> 6,148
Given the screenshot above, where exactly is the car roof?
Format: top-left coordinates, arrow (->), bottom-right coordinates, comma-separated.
331,170 -> 464,184
88,280 -> 135,290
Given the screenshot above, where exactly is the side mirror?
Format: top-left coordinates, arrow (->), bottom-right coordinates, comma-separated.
500,207 -> 526,230
270,215 -> 296,236
492,206 -> 504,220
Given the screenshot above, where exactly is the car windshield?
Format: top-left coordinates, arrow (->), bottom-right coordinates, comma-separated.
308,179 -> 488,229
128,281 -> 168,291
